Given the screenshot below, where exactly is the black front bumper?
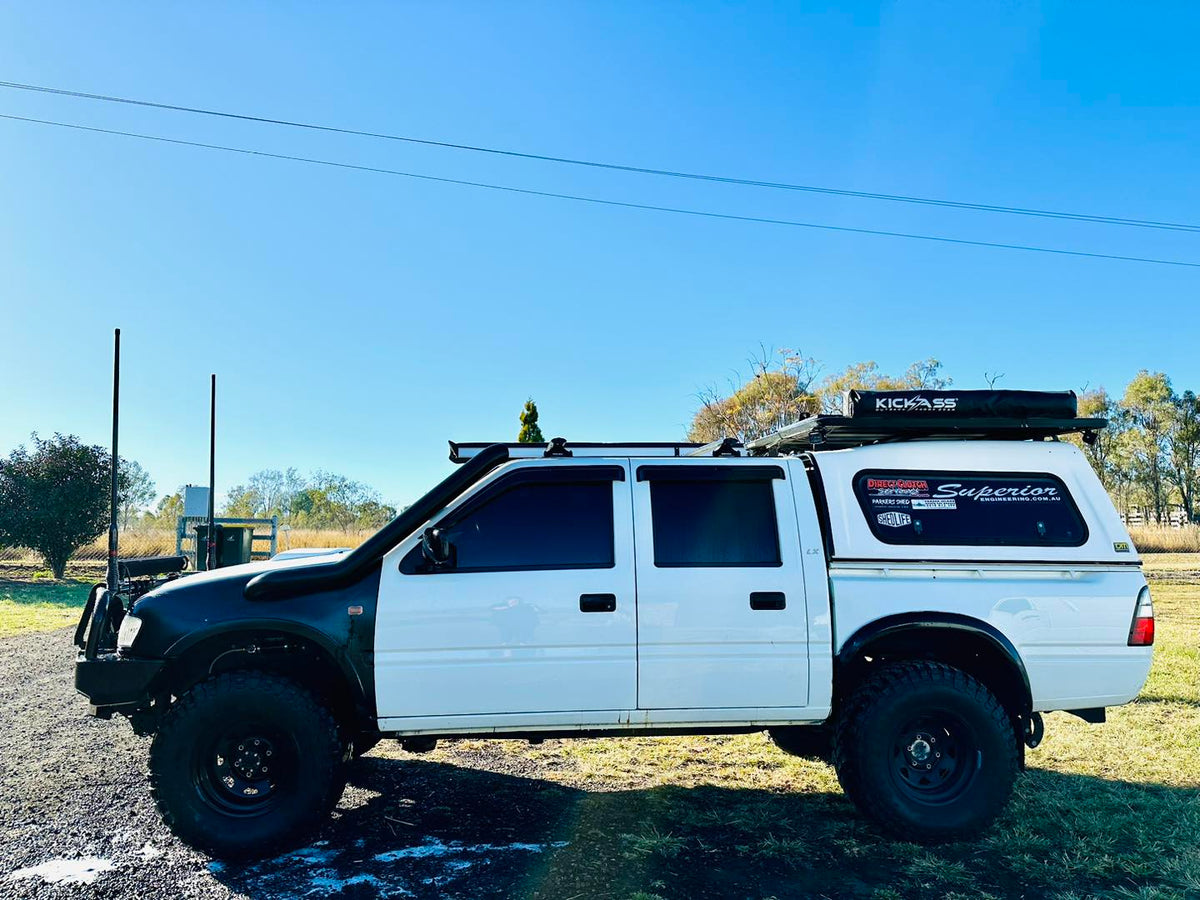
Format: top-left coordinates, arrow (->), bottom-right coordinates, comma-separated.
74,584 -> 163,716
75,654 -> 163,715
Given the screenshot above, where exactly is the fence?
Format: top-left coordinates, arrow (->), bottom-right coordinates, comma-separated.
1120,507 -> 1191,528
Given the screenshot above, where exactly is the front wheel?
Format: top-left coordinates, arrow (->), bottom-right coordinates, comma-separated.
832,661 -> 1018,843
149,671 -> 345,860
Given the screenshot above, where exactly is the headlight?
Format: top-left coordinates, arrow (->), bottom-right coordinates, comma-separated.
117,614 -> 143,651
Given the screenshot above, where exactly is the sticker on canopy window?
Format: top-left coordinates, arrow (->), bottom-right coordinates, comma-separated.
931,481 -> 1063,503
864,477 -> 929,498
854,470 -> 1087,547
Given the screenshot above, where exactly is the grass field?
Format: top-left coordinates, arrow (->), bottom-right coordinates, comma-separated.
0,573 -> 91,637
2,555 -> 1197,897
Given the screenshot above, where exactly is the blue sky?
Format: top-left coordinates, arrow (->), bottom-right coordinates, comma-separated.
1,2 -> 1197,509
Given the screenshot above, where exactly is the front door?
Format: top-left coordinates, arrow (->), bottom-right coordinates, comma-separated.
631,460 -> 810,711
375,460 -> 636,723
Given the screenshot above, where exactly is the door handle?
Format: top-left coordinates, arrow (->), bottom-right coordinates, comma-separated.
750,591 -> 786,610
580,593 -> 617,613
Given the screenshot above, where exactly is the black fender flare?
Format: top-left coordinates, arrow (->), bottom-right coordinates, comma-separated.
837,612 -> 1033,716
161,618 -> 373,716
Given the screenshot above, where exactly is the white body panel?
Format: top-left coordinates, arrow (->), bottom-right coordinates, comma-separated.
813,441 -> 1151,711
373,439 -> 1150,735
812,440 -> 1139,566
631,459 -> 811,711
828,562 -> 1152,710
375,459 -> 637,720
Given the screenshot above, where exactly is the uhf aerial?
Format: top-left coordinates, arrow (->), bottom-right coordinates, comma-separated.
105,328 -> 218,582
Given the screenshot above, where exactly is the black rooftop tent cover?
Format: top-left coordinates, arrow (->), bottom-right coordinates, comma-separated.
745,390 -> 1106,453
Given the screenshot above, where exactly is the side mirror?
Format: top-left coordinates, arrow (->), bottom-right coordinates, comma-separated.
421,527 -> 453,568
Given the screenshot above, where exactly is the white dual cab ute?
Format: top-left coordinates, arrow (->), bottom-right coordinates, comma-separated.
75,389 -> 1154,859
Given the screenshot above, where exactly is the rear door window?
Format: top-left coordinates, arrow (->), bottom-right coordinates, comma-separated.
639,466 -> 784,567
853,470 -> 1088,547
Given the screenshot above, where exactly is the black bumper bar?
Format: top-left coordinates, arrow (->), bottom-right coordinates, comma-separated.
74,585 -> 162,716
75,654 -> 163,715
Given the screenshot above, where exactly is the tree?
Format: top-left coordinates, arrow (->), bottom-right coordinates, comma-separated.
152,491 -> 184,527
222,485 -> 263,518
1167,390 -> 1200,523
0,434 -> 112,578
1073,388 -> 1132,503
248,468 -> 305,518
355,500 -> 398,529
817,358 -> 951,413
690,348 -> 820,443
118,459 -> 156,531
518,399 -> 545,443
1122,371 -> 1175,524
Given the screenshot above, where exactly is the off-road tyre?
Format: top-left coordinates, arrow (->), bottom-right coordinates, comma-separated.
768,726 -> 832,763
149,670 -> 345,860
832,661 -> 1017,843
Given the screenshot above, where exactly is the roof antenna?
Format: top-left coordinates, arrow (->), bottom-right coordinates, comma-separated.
206,374 -> 217,571
107,328 -> 121,593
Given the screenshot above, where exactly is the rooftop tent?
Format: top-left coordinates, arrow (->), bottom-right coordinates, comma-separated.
844,389 -> 1078,419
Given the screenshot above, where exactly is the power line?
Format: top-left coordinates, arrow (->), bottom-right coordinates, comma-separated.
2,111 -> 1198,270
2,78 -> 1198,235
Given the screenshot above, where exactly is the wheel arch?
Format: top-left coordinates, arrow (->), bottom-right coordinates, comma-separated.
154,621 -> 374,735
836,612 -> 1032,723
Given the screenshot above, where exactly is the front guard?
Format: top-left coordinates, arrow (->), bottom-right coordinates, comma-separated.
74,585 -> 162,717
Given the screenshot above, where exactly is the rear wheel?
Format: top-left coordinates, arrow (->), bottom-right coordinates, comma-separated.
149,671 -> 345,860
832,661 -> 1017,843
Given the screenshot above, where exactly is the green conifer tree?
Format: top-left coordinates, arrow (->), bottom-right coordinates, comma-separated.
518,399 -> 545,443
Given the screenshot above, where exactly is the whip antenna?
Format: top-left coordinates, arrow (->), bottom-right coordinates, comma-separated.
107,328 -> 120,593
206,374 -> 216,570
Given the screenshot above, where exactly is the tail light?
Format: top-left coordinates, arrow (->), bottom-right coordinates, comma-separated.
1128,586 -> 1155,646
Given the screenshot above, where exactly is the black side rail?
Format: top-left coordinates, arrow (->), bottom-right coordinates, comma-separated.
245,444 -> 513,602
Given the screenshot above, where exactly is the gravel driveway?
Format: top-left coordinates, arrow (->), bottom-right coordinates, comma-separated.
0,628 -> 583,899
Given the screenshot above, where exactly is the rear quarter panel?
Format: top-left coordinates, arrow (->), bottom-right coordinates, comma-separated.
829,563 -> 1152,710
815,441 -> 1152,710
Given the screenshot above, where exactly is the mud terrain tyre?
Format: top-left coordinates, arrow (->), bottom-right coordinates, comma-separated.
149,671 -> 344,860
768,726 -> 832,763
832,661 -> 1017,843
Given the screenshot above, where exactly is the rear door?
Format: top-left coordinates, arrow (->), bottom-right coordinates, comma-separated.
631,460 -> 809,711
374,460 -> 637,723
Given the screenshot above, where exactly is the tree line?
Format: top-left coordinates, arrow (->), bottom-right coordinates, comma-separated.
690,350 -> 1198,525
3,377 -> 1194,580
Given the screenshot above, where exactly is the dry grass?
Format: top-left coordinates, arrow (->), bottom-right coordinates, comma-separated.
0,527 -> 373,564
1129,525 -> 1200,553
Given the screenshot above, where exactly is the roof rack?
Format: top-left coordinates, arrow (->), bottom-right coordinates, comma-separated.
744,414 -> 1108,454
448,437 -> 743,464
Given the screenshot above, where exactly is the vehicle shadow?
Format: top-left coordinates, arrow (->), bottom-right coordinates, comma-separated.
205,752 -> 1200,900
